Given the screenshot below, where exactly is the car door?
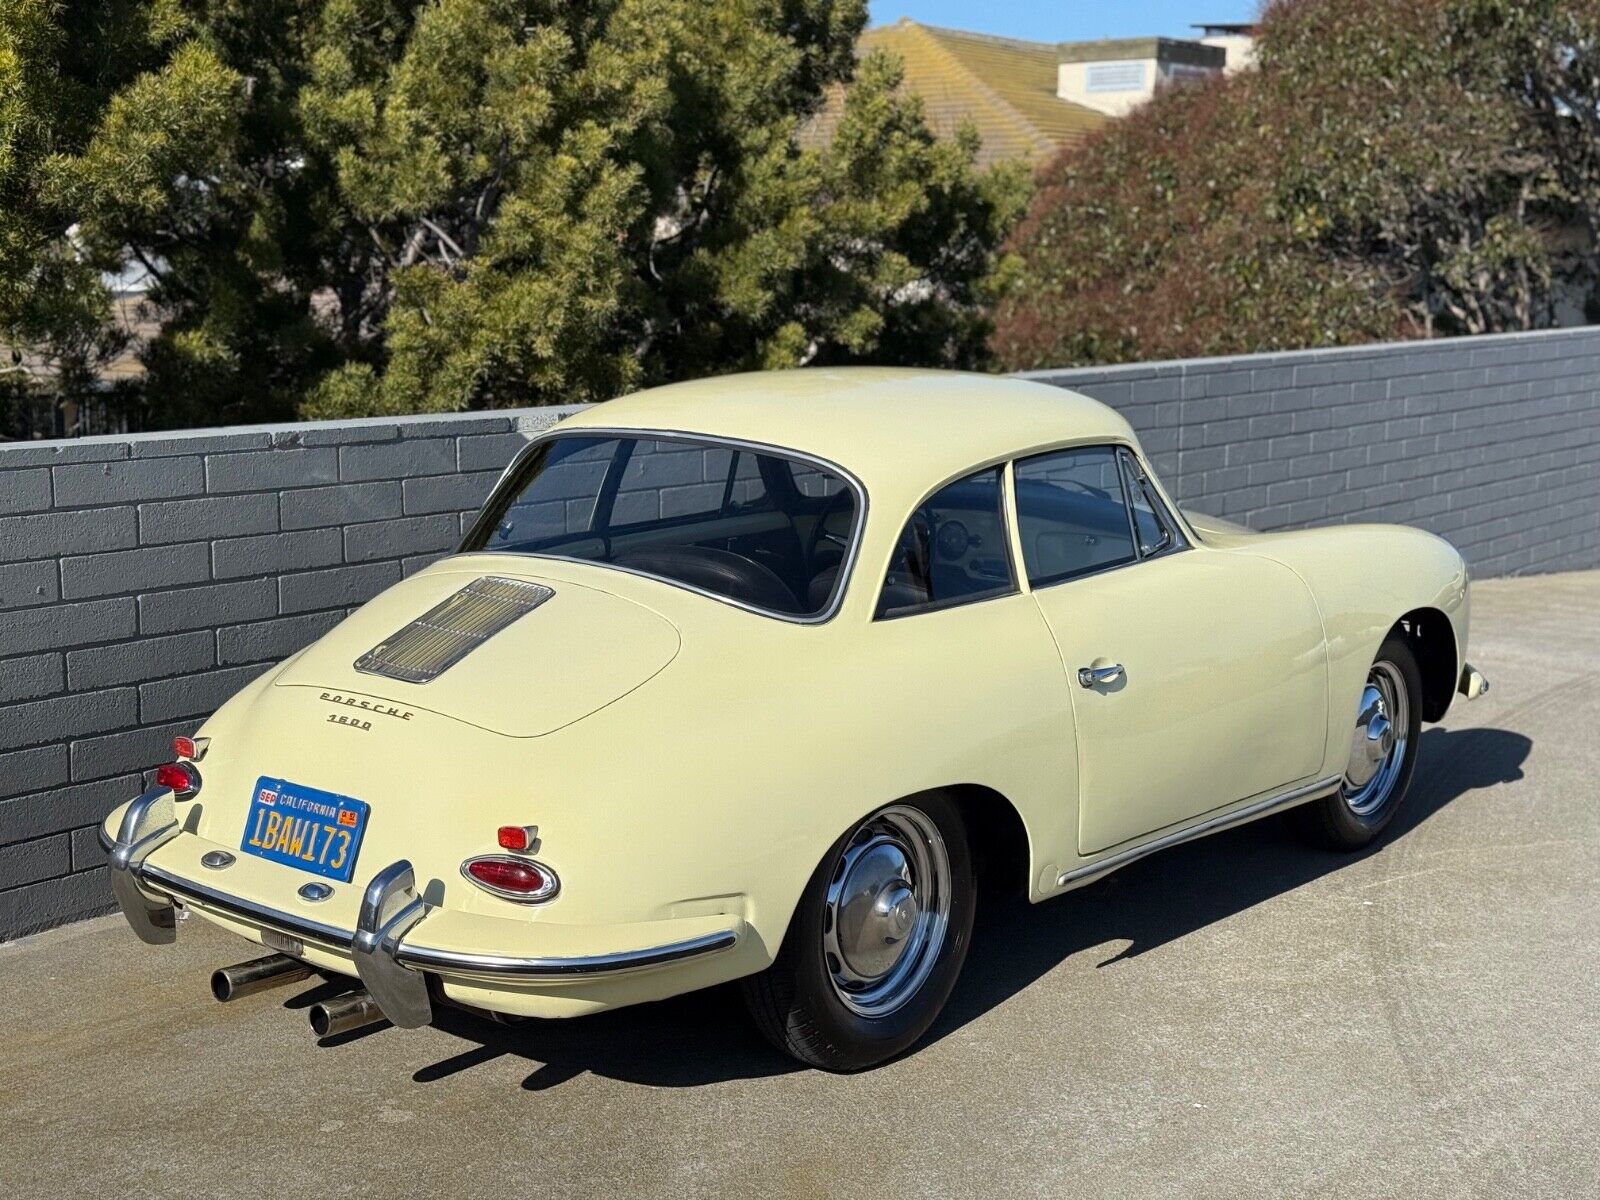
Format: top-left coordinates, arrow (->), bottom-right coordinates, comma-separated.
1014,445 -> 1328,856
858,461 -> 1084,883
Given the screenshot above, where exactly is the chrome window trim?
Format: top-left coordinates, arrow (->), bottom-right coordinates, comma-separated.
1117,446 -> 1188,560
1115,447 -> 1144,558
458,427 -> 869,627
1029,551 -> 1155,593
1127,447 -> 1200,548
874,584 -> 1023,623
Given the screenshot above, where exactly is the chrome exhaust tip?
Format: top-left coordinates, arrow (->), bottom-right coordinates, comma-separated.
309,990 -> 387,1038
210,953 -> 313,1002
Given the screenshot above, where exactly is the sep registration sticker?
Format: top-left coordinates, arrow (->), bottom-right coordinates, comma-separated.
240,777 -> 369,884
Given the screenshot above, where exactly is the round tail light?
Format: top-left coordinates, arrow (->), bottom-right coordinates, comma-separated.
461,855 -> 559,903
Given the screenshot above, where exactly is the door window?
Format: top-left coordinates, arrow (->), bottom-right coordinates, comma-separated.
1013,446 -> 1139,586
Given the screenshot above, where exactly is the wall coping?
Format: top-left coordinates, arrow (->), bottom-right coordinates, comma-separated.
6,325 -> 1596,458
1015,325 -> 1600,383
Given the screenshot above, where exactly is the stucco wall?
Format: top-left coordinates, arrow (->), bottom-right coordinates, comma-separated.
2,326 -> 1598,938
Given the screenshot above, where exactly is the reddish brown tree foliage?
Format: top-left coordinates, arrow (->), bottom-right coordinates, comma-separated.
993,0 -> 1577,370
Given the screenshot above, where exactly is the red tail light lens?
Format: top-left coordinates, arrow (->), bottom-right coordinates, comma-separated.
461,855 -> 559,903
173,736 -> 197,759
155,762 -> 201,795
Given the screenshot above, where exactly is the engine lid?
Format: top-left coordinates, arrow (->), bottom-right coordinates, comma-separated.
273,562 -> 681,737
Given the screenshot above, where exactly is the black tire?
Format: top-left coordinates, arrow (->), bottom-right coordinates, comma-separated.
1296,632 -> 1423,851
741,792 -> 975,1071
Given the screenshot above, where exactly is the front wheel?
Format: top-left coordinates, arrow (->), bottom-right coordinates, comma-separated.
742,794 -> 975,1071
1297,632 -> 1423,850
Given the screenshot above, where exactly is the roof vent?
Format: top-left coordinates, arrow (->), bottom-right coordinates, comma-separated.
353,576 -> 553,684
1085,62 -> 1148,93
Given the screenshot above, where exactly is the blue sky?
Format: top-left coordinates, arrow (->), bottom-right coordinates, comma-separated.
866,1 -> 1262,43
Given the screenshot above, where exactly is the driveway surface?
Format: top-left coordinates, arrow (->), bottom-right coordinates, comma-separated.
2,571 -> 1596,1199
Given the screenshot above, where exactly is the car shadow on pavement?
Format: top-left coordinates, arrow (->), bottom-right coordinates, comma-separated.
340,724 -> 1529,1090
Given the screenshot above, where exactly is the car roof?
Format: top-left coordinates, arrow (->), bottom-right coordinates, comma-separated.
554,368 -> 1138,494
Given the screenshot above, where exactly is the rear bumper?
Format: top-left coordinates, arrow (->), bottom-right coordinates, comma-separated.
1458,663 -> 1490,701
102,789 -> 743,1024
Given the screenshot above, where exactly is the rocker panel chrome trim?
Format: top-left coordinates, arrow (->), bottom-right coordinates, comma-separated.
1057,775 -> 1342,890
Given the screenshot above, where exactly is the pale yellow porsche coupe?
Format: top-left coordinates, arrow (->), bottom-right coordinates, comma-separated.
103,369 -> 1487,1070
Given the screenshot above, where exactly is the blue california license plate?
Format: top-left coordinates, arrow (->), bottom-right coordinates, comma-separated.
240,777 -> 369,883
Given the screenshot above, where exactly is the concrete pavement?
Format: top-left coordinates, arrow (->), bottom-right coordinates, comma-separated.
2,570 -> 1596,1199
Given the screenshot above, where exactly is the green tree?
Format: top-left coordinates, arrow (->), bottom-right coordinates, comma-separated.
2,1 -> 1024,428
1459,0 -> 1600,319
993,0 -> 1591,370
0,1 -> 138,413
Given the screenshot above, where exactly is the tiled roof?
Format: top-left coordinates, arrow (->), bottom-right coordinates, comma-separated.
807,19 -> 1108,170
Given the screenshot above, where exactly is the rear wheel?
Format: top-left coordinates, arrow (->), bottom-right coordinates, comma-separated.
1297,633 -> 1422,850
742,794 -> 975,1071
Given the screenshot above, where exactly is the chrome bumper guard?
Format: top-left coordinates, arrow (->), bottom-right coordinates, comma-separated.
107,787 -> 183,945
104,808 -> 739,1029
1459,663 -> 1490,700
352,861 -> 433,1028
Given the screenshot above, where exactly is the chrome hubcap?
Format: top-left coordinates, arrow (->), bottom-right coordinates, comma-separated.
823,806 -> 951,1018
1343,661 -> 1409,816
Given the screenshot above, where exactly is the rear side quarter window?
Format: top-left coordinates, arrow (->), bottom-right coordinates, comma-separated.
877,467 -> 1016,619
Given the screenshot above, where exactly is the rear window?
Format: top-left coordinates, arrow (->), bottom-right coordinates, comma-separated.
464,434 -> 860,619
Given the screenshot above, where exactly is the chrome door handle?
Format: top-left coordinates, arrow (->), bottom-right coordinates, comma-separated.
1077,662 -> 1124,688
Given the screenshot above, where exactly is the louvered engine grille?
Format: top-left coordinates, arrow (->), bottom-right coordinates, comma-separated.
353,576 -> 554,684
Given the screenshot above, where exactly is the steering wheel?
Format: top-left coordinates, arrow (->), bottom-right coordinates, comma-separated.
889,506 -> 935,587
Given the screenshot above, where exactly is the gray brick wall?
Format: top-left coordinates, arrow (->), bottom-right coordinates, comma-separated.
3,325 -> 1599,939
1025,328 -> 1600,577
0,407 -> 577,938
